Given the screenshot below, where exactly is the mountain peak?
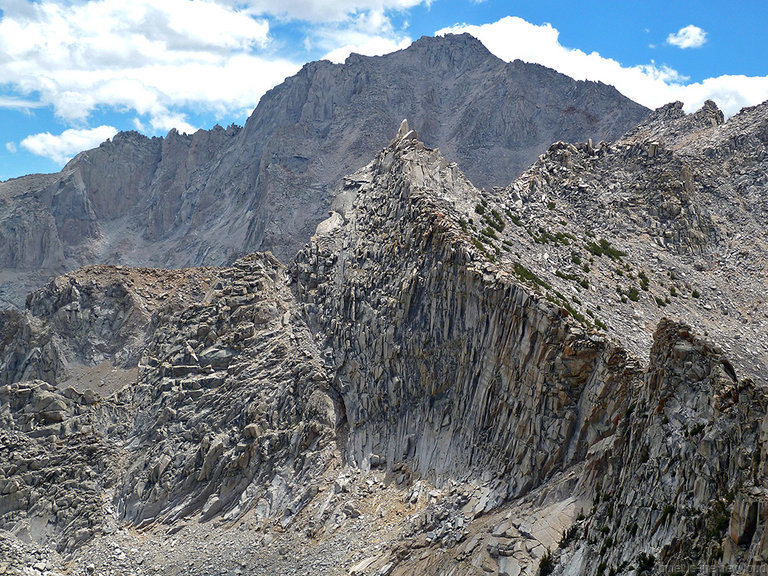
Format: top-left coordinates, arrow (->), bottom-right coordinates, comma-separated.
624,99 -> 724,147
406,32 -> 497,70
0,32 -> 648,309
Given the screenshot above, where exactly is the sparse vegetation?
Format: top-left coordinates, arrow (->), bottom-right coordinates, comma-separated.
586,238 -> 627,261
636,552 -> 655,573
514,262 -> 551,290
539,549 -> 554,576
556,270 -> 580,282
530,227 -> 573,246
707,500 -> 731,539
659,504 -> 676,525
481,227 -> 498,240
559,525 -> 579,549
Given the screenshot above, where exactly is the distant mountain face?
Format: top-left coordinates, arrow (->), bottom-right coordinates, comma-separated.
0,33 -> 649,308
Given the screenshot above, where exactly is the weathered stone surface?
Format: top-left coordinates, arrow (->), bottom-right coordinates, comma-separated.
294,132 -> 637,500
2,100 -> 768,575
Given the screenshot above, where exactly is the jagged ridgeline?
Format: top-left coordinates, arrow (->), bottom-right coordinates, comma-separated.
2,98 -> 768,576
0,33 -> 648,310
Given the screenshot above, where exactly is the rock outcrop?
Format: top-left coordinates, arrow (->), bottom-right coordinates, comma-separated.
289,119 -> 768,574
0,254 -> 339,560
293,125 -> 638,497
117,253 -> 339,528
0,33 -> 649,309
2,100 -> 768,575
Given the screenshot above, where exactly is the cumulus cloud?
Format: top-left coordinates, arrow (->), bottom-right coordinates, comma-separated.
0,0 -> 297,131
21,125 -> 118,164
314,9 -> 412,63
667,25 -> 707,49
321,35 -> 411,63
0,0 -> 430,138
437,17 -> 768,117
5,142 -> 17,153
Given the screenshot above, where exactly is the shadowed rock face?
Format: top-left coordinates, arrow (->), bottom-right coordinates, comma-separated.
0,33 -> 649,309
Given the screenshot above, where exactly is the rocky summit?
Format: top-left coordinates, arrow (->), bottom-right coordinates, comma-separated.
1,91 -> 768,576
0,33 -> 648,310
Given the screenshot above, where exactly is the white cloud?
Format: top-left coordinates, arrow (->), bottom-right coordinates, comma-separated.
315,9 -> 412,63
667,25 -> 707,49
0,1 -> 429,135
322,36 -> 411,63
437,17 -> 768,118
148,112 -> 197,135
5,142 -> 17,153
0,96 -> 44,110
237,0 -> 427,23
21,125 -> 117,164
0,0 -> 298,131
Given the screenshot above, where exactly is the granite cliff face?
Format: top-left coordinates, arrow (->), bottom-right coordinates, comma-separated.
293,127 -> 638,496
0,33 -> 649,309
2,101 -> 768,575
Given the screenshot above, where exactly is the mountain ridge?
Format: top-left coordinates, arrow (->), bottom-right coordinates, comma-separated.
0,33 -> 649,309
2,106 -> 768,573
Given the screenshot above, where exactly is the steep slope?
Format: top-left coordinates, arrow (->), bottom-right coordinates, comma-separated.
2,108 -> 766,575
0,254 -> 339,564
0,33 -> 649,309
291,121 -> 768,574
293,124 -> 638,492
491,99 -> 768,386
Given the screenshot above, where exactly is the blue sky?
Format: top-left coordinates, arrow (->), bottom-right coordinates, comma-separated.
1,0 -> 767,181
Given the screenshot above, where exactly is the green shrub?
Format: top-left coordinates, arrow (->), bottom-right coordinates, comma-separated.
586,238 -> 627,261
481,227 -> 498,240
559,525 -> 579,549
636,552 -> 655,573
513,263 -> 551,290
539,549 -> 554,576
